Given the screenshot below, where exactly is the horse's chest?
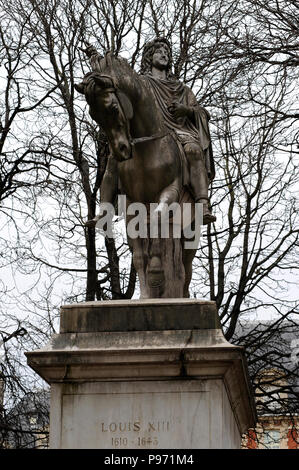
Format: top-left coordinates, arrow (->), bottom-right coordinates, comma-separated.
118,144 -> 176,202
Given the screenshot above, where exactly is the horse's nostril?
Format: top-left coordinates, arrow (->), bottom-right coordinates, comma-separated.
119,143 -> 128,153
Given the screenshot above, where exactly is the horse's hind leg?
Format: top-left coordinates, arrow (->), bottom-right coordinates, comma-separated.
127,234 -> 150,298
144,178 -> 181,297
182,244 -> 197,298
182,218 -> 198,297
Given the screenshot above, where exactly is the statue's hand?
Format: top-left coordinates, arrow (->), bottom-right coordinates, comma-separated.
168,102 -> 190,119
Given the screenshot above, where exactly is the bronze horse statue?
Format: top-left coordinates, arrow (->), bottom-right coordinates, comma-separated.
76,52 -> 198,298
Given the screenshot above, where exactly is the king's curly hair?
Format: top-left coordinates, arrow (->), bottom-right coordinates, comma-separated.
140,37 -> 175,79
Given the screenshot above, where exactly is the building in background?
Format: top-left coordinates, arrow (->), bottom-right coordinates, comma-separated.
240,323 -> 299,449
245,367 -> 298,449
2,389 -> 49,449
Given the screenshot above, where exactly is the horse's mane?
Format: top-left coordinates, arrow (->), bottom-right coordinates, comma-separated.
91,52 -> 134,80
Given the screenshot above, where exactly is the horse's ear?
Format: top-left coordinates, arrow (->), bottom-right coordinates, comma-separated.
74,82 -> 85,94
117,91 -> 133,120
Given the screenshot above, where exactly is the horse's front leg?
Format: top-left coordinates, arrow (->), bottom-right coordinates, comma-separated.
154,176 -> 180,215
100,156 -> 118,204
85,156 -> 118,227
126,216 -> 150,299
144,177 -> 181,298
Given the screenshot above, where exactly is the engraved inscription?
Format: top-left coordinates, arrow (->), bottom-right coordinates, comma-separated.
100,420 -> 171,448
147,421 -> 170,432
101,421 -> 141,432
101,420 -> 170,434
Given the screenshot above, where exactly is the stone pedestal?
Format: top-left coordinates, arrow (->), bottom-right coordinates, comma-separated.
25,299 -> 256,449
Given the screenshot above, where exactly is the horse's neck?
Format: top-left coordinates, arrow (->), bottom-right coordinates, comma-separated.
129,77 -> 165,138
103,56 -> 139,100
101,55 -> 164,137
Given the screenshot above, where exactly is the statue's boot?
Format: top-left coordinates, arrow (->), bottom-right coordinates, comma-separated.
196,198 -> 216,225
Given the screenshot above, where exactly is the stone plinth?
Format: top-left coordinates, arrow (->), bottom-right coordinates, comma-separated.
25,299 -> 256,449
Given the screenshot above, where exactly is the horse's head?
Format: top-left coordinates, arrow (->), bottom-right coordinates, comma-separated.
75,72 -> 133,162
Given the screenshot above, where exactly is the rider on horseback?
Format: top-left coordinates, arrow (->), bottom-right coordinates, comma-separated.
84,37 -> 216,226
140,37 -> 216,224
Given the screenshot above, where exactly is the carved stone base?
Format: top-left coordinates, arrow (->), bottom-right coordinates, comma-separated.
25,299 -> 256,449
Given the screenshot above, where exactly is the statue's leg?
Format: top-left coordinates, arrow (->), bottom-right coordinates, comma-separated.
85,156 -> 118,227
184,143 -> 216,224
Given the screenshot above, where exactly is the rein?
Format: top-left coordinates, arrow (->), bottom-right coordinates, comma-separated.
130,132 -> 168,146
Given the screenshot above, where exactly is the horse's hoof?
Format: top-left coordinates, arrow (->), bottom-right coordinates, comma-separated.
85,217 -> 98,227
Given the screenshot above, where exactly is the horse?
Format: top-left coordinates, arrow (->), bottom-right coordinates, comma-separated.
75,52 -> 197,298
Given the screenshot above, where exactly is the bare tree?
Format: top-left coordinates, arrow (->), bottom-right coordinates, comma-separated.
0,0 -> 298,448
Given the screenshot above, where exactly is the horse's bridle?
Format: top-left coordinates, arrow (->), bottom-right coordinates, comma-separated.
96,74 -> 169,149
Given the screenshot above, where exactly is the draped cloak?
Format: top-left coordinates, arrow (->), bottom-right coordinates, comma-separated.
142,75 -> 215,182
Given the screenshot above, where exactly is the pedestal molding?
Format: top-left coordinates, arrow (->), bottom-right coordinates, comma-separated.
26,300 -> 257,448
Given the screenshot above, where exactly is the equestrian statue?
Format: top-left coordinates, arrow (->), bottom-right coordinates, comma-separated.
75,38 -> 216,299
